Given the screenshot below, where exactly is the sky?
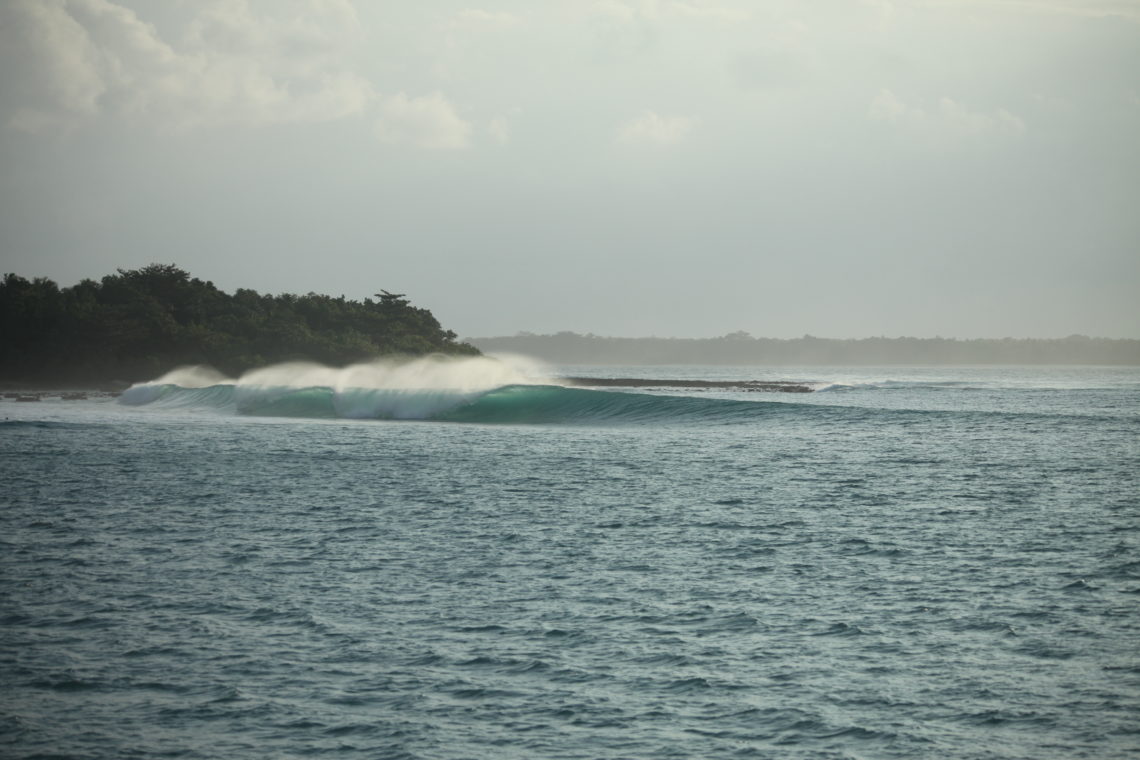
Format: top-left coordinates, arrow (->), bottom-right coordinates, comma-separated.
0,0 -> 1138,339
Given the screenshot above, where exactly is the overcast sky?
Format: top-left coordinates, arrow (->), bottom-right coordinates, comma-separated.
1,0 -> 1137,339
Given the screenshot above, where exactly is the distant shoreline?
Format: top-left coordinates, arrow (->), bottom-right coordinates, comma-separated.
471,333 -> 1140,366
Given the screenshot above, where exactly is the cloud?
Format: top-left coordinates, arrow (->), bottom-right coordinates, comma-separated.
487,116 -> 510,144
375,93 -> 472,150
616,110 -> 697,146
593,0 -> 748,23
667,1 -> 751,22
454,9 -> 523,28
922,0 -> 1140,21
588,0 -> 748,60
0,1 -> 105,131
0,0 -> 375,132
592,1 -> 640,23
869,89 -> 1026,138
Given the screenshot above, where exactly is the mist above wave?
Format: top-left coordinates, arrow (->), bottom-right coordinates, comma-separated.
143,354 -> 552,393
121,354 -> 557,421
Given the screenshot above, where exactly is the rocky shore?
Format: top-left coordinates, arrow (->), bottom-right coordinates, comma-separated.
2,390 -> 121,402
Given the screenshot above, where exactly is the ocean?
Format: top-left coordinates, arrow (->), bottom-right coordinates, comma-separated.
2,360 -> 1138,759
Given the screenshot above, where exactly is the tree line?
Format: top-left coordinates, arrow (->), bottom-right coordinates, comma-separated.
1,264 -> 478,387
470,331 -> 1140,366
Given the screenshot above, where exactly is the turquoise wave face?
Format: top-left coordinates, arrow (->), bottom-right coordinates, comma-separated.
434,385 -> 793,425
119,383 -> 798,425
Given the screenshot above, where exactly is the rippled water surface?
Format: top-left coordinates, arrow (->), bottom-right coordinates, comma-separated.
2,366 -> 1138,759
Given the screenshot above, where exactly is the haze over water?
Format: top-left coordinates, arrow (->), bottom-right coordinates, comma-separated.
3,363 -> 1138,758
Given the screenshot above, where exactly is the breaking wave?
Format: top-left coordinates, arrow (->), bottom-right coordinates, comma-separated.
120,380 -> 804,425
117,356 -> 825,425
119,358 -> 1130,426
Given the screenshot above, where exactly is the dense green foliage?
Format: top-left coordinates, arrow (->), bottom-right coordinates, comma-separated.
1,264 -> 478,386
472,331 -> 1140,365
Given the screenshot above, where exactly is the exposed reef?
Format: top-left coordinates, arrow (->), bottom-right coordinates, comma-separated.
562,377 -> 813,393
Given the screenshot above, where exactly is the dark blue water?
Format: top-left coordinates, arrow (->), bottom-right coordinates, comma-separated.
2,366 -> 1138,759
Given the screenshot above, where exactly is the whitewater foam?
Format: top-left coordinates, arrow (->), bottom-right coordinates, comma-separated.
145,354 -> 552,393
121,355 -> 561,421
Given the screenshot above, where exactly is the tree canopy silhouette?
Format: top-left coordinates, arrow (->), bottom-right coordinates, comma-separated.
1,264 -> 478,386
